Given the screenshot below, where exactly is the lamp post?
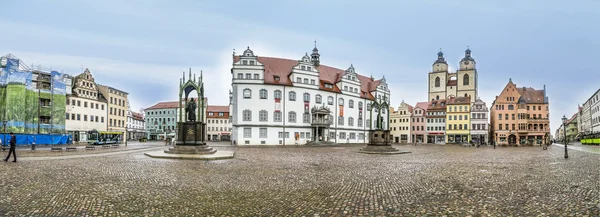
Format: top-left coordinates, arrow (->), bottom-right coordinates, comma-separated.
562,115 -> 568,159
2,120 -> 6,148
125,124 -> 128,147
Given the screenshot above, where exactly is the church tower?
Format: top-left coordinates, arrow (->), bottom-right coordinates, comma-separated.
457,47 -> 477,103
428,49 -> 449,102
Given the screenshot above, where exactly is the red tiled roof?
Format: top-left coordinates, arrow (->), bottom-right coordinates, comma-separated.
414,102 -> 429,112
146,101 -> 178,110
447,96 -> 471,105
516,87 -> 545,104
132,112 -> 144,120
427,99 -> 447,110
567,113 -> 577,124
145,98 -> 207,110
407,104 -> 414,113
207,105 -> 229,113
234,56 -> 381,100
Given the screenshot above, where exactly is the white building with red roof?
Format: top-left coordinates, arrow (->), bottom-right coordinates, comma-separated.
206,105 -> 231,141
230,45 -> 391,145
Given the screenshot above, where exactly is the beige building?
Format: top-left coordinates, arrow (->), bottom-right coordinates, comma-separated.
390,100 -> 413,143
428,48 -> 478,103
98,85 -> 129,134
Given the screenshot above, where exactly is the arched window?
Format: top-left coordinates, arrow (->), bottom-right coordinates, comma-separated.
338,98 -> 344,106
259,89 -> 267,99
464,93 -> 468,97
303,93 -> 310,102
349,100 -> 354,108
274,90 -> 282,99
463,74 -> 470,85
259,110 -> 268,121
243,89 -> 251,99
316,94 -> 322,104
435,77 -> 440,87
436,95 -> 439,100
242,109 -> 251,121
327,96 -> 334,105
289,91 -> 296,101
358,102 -> 363,110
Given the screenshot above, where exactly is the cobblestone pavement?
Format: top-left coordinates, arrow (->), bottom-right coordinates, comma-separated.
0,144 -> 598,216
0,142 -> 165,158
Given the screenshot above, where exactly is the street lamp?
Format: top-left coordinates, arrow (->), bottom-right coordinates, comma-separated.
562,115 -> 568,159
125,124 -> 128,147
2,120 -> 6,148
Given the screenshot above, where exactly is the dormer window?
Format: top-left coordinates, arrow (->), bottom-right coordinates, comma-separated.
307,66 -> 312,71
274,76 -> 280,81
325,83 -> 333,89
301,66 -> 306,70
249,61 -> 255,65
242,60 -> 248,65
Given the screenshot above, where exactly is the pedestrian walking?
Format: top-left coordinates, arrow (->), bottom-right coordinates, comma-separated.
4,132 -> 17,162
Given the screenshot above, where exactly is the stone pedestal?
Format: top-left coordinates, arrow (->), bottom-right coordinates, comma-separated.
359,130 -> 411,155
164,121 -> 215,154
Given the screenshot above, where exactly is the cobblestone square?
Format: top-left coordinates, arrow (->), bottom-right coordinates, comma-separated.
0,144 -> 598,216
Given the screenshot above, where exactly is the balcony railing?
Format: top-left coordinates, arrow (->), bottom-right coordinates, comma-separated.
311,119 -> 332,125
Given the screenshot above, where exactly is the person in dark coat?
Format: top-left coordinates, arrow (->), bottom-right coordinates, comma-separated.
4,132 -> 17,162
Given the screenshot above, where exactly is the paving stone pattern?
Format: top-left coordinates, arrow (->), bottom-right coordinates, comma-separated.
0,144 -> 598,216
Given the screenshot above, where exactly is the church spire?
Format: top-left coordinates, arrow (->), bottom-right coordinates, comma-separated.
311,40 -> 320,66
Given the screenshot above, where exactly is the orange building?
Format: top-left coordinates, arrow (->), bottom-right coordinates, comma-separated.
490,79 -> 550,146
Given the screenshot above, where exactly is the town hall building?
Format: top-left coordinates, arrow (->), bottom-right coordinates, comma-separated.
230,45 -> 391,145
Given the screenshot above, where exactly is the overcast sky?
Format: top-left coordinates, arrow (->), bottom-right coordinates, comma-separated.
1,0 -> 598,134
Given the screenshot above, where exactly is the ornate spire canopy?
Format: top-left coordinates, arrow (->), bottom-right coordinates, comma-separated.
243,46 -> 255,57
434,48 -> 447,65
461,46 -> 475,62
344,64 -> 356,75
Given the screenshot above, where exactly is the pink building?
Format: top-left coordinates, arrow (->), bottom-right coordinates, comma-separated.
411,102 -> 429,143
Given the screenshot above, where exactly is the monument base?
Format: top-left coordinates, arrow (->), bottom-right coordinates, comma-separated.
145,150 -> 235,161
164,145 -> 216,155
359,129 -> 411,155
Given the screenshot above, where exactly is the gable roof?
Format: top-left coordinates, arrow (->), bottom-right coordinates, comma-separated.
516,87 -> 546,104
234,56 -> 382,100
414,102 -> 429,111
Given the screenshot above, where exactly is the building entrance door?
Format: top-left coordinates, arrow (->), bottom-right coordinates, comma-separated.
508,135 -> 517,145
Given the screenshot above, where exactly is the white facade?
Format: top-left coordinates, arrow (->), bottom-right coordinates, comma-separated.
470,98 -> 489,144
127,110 -> 146,140
207,118 -> 231,141
230,47 -> 391,145
65,69 -> 108,143
589,89 -> 600,133
426,101 -> 446,144
65,96 -> 108,142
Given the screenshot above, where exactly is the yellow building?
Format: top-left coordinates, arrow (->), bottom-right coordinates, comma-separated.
98,85 -> 129,135
446,96 -> 471,144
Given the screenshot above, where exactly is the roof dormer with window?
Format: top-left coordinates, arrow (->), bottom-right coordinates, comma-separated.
232,46 -> 265,84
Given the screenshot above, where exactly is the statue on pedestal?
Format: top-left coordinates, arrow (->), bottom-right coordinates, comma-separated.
185,98 -> 197,122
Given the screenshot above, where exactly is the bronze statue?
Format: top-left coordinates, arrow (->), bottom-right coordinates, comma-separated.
185,98 -> 197,121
